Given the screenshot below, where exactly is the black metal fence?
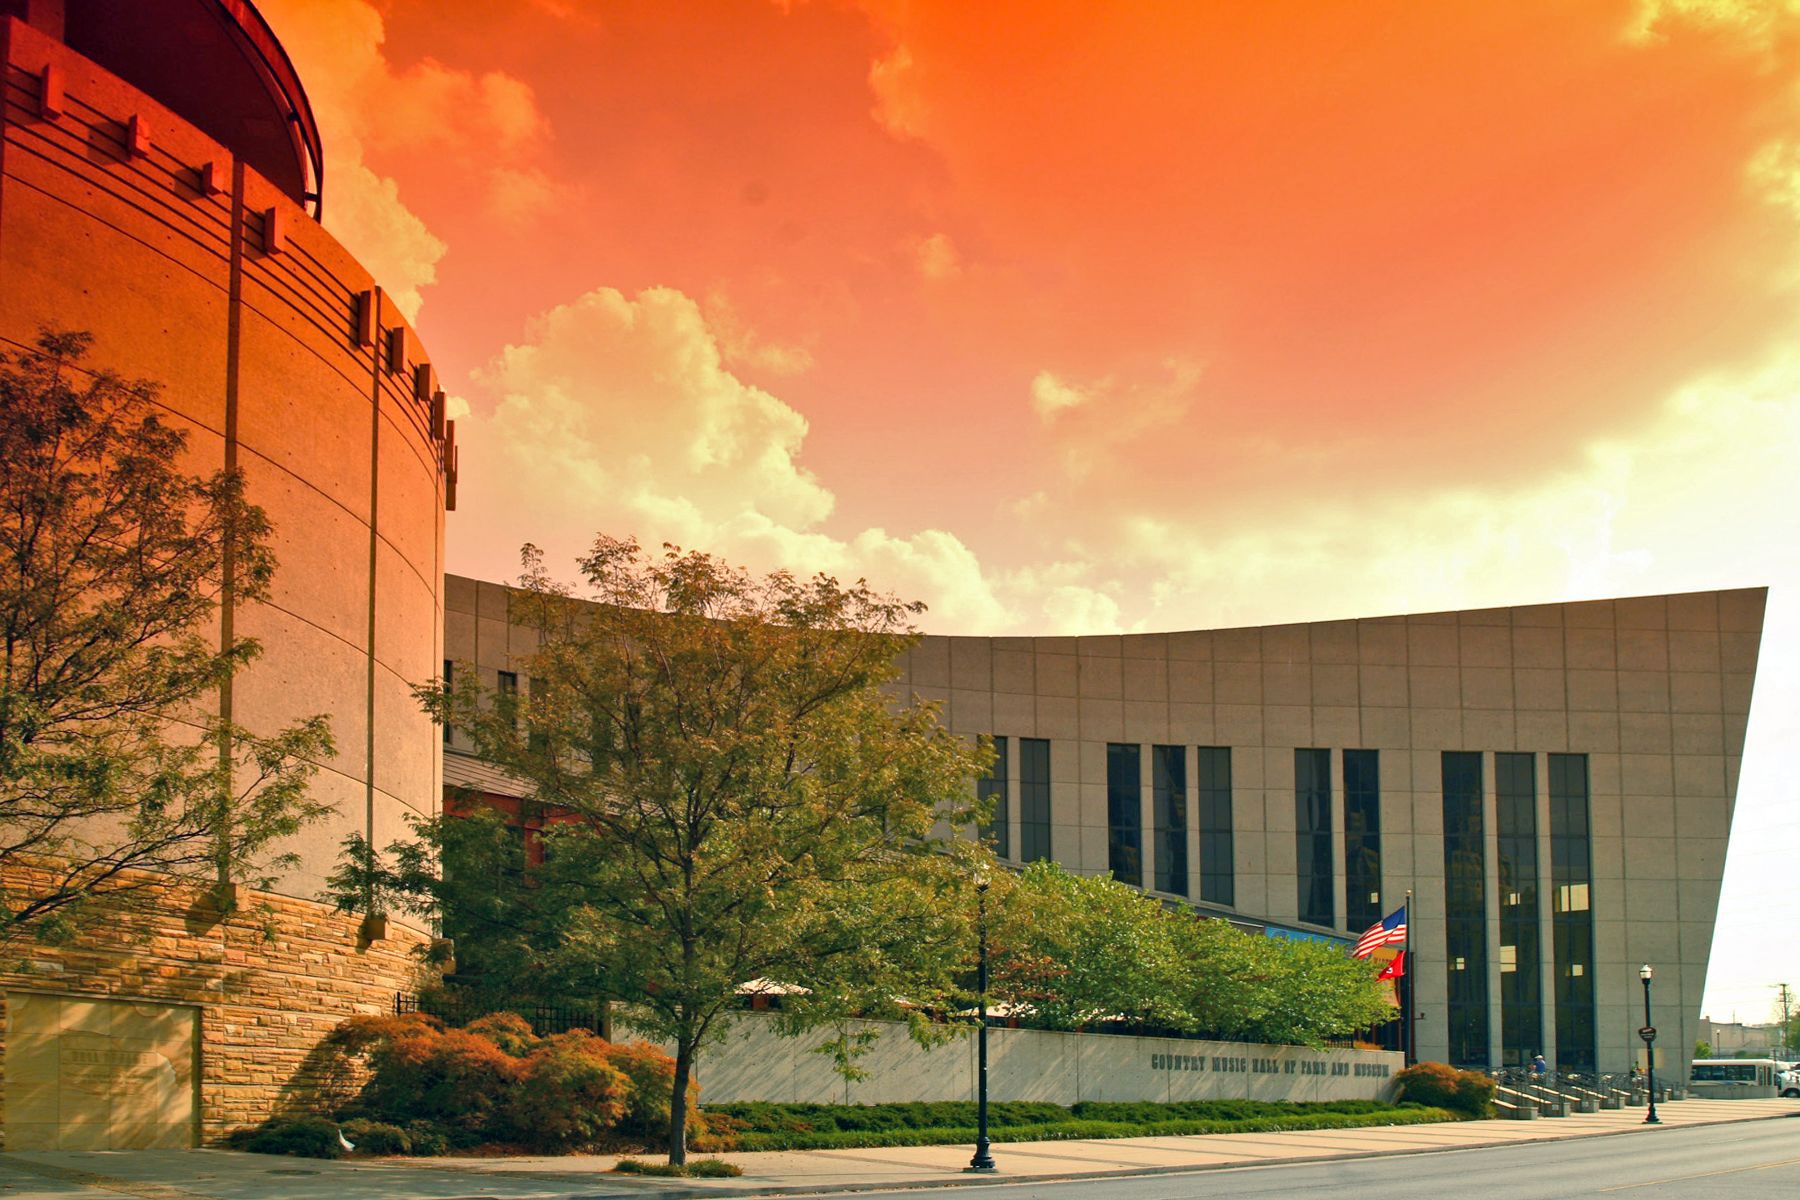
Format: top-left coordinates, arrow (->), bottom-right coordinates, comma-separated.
394,990 -> 609,1037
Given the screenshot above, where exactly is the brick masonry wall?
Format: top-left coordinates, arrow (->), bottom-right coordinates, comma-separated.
0,869 -> 433,1145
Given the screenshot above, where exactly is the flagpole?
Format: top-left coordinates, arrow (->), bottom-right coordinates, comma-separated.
1404,888 -> 1415,1066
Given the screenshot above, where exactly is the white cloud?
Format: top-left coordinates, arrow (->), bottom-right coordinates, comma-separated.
459,286 -> 1011,631
703,290 -> 817,378
911,232 -> 962,281
1626,0 -> 1800,44
1027,361 -> 1202,480
868,43 -> 928,141
261,0 -> 559,319
1029,371 -> 1090,420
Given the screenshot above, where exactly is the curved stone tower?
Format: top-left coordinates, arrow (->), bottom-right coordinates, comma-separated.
0,0 -> 451,1147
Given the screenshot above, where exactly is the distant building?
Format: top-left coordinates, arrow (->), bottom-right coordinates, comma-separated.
448,576 -> 1765,1078
1698,1017 -> 1788,1059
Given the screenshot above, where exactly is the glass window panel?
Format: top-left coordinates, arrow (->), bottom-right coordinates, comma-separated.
1152,745 -> 1187,896
1197,747 -> 1234,906
1296,748 -> 1333,927
1020,737 -> 1052,862
1107,743 -> 1142,885
978,736 -> 1010,859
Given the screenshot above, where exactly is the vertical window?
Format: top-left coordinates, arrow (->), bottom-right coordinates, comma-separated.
1497,752 -> 1541,1067
442,659 -> 454,744
1344,749 -> 1381,930
979,736 -> 1010,859
497,670 -> 520,731
1197,747 -> 1234,906
1152,745 -> 1187,896
1107,743 -> 1142,886
1295,748 -> 1333,927
1443,751 -> 1490,1068
1019,738 -> 1052,863
1551,753 -> 1596,1071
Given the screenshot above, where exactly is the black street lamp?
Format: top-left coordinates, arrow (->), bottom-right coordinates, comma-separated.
1639,963 -> 1661,1126
967,874 -> 996,1172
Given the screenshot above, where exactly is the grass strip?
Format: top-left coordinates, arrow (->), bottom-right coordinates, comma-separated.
726,1106 -> 1457,1152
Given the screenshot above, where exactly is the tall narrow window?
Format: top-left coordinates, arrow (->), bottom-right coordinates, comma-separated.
1344,749 -> 1381,930
1497,752 -> 1541,1067
1020,738 -> 1052,863
979,736 -> 1010,858
1296,748 -> 1333,927
1107,743 -> 1142,886
1443,751 -> 1490,1067
1550,753 -> 1596,1071
497,670 -> 519,731
442,659 -> 454,744
1197,747 -> 1234,906
1152,745 -> 1187,896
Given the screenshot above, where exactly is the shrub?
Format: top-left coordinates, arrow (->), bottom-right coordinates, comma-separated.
613,1158 -> 742,1177
340,1119 -> 411,1156
600,1040 -> 696,1141
613,1158 -> 685,1176
465,1012 -> 539,1057
1395,1061 -> 1494,1117
684,1158 -> 744,1177
235,1117 -> 345,1159
690,1109 -> 747,1153
506,1031 -> 631,1151
360,1024 -> 523,1134
402,1120 -> 452,1156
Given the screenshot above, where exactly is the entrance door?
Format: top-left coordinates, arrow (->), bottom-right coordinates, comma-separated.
4,992 -> 198,1149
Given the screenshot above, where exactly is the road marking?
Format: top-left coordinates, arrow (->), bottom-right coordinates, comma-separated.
1596,1155 -> 1800,1192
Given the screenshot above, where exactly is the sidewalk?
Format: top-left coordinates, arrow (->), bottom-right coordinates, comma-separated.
1,1098 -> 1793,1200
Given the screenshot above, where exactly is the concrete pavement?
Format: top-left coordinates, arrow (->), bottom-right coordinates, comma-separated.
1,1097 -> 1794,1200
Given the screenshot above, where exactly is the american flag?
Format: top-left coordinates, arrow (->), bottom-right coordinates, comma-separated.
1352,905 -> 1407,958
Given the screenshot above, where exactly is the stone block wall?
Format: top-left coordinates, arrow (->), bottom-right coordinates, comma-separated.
0,868 -> 432,1147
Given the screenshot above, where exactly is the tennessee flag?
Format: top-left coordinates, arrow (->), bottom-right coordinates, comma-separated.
1377,951 -> 1406,980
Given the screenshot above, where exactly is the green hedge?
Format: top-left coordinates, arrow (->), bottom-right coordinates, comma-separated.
724,1105 -> 1456,1152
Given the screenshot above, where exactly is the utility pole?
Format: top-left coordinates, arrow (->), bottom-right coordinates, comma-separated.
1778,984 -> 1793,1058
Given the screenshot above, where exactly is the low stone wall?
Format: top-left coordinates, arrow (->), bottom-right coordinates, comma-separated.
686,1012 -> 1402,1106
0,869 -> 433,1148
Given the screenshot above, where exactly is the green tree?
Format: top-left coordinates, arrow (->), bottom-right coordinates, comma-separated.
989,862 -> 1393,1046
412,538 -> 990,1163
1694,1039 -> 1712,1059
0,332 -> 335,945
989,861 -> 1191,1029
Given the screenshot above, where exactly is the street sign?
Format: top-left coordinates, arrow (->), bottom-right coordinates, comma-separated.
1638,1025 -> 1657,1042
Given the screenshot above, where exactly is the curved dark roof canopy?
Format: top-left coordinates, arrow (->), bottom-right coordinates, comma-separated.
32,0 -> 324,215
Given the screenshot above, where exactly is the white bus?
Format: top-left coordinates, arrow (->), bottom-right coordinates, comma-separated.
1689,1058 -> 1796,1098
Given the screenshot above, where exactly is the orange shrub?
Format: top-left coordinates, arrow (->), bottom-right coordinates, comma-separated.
507,1031 -> 631,1151
465,1011 -> 540,1057
360,1024 -> 524,1134
1394,1061 -> 1494,1117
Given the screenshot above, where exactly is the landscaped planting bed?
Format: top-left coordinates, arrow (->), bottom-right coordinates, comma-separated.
703,1098 -> 1457,1151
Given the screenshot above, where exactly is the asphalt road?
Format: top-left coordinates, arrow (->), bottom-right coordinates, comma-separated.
832,1118 -> 1800,1200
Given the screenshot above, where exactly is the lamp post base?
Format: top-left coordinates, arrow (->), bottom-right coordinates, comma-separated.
966,1139 -> 996,1172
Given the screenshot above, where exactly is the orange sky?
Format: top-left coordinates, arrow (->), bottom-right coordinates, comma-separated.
260,0 -> 1800,1019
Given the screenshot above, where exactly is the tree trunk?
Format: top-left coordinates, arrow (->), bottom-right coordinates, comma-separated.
669,1036 -> 694,1165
